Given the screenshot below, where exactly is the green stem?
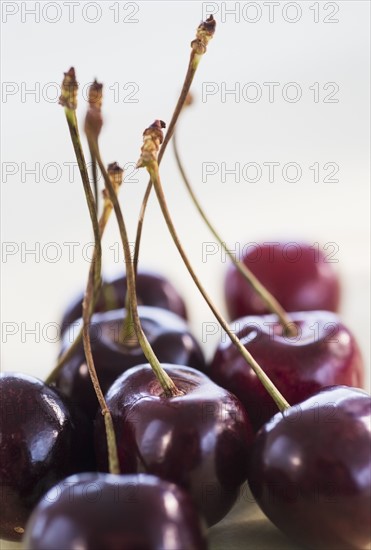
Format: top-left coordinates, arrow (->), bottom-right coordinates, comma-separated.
81,270 -> 120,475
91,141 -> 181,398
59,106 -> 120,475
46,190 -> 118,384
133,52 -> 202,272
65,109 -> 102,301
148,162 -> 290,413
120,302 -> 137,345
172,128 -> 296,336
89,147 -> 99,212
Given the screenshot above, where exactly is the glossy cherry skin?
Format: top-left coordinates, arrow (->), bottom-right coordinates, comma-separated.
209,311 -> 364,432
23,473 -> 207,550
225,241 -> 341,320
248,386 -> 371,550
0,372 -> 95,541
61,270 -> 187,334
55,307 -> 205,419
95,364 -> 254,527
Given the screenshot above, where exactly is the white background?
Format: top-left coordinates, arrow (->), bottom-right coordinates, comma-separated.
1,2 -> 370,547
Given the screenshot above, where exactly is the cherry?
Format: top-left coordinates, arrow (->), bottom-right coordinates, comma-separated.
225,241 -> 341,320
55,307 -> 206,419
248,386 -> 371,550
23,472 -> 208,550
94,364 -> 254,526
61,270 -> 187,334
209,311 -> 364,431
0,372 -> 95,541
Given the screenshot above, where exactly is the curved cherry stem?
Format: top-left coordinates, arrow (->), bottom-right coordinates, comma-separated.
89,140 -> 181,398
133,58 -> 198,272
132,16 -> 216,273
48,81 -> 122,379
172,125 -> 296,336
46,173 -> 119,382
147,161 -> 290,413
56,74 -> 120,473
89,148 -> 99,211
81,254 -> 120,476
64,108 -> 102,301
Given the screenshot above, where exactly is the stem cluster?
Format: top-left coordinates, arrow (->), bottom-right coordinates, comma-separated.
58,69 -> 120,475
53,16 -> 293,482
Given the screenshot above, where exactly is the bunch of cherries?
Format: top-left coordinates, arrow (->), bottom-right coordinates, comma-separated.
1,16 -> 370,550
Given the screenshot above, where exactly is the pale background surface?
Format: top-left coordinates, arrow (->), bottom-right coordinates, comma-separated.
1,1 -> 370,548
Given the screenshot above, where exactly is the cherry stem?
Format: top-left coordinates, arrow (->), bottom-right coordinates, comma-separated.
132,16 -> 216,272
64,108 -> 102,301
133,59 -> 197,271
89,148 -> 99,212
147,161 -> 290,412
173,126 -> 296,337
121,299 -> 137,346
46,184 -> 119,383
82,270 -> 120,476
57,95 -> 120,475
89,139 -> 181,398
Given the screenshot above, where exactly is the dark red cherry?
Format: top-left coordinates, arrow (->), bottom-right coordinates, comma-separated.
0,372 -> 95,541
248,386 -> 371,550
23,472 -> 208,550
61,270 -> 187,334
94,364 -> 254,526
225,241 -> 340,320
209,311 -> 363,431
55,307 -> 205,419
